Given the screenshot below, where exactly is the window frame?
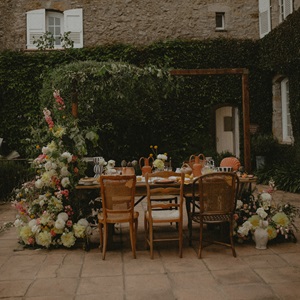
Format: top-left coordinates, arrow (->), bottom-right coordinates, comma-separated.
26,8 -> 83,49
259,0 -> 271,38
215,12 -> 225,30
279,0 -> 293,23
281,78 -> 294,144
47,11 -> 64,48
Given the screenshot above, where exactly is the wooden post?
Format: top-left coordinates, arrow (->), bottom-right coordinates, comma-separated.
242,71 -> 251,173
72,102 -> 78,118
170,68 -> 251,172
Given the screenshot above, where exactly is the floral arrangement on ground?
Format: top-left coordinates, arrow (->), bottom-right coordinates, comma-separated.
12,90 -> 98,249
234,180 -> 300,244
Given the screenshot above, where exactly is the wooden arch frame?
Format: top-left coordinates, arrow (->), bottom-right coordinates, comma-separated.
170,68 -> 251,173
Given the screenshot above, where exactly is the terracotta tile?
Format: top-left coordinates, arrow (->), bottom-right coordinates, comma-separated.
26,278 -> 79,297
270,281 -> 300,299
0,280 -> 32,297
254,266 -> 300,283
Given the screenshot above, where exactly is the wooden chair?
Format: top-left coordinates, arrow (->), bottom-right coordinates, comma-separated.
190,172 -> 239,258
144,171 -> 185,259
98,175 -> 138,260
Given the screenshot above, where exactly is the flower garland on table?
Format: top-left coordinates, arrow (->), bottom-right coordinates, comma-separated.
12,90 -> 98,249
234,179 -> 300,244
149,145 -> 168,170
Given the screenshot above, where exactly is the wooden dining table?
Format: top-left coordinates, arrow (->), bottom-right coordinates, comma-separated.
76,175 -> 257,247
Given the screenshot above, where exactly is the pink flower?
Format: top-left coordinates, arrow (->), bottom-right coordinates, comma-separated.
66,220 -> 73,227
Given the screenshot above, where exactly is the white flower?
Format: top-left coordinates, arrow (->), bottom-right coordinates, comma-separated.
47,141 -> 57,152
61,232 -> 76,248
260,192 -> 272,202
36,231 -> 52,248
60,166 -> 70,177
35,179 -> 44,189
107,160 -> 115,169
157,154 -> 167,161
28,219 -> 37,228
61,177 -> 70,188
14,219 -> 23,227
61,152 -> 72,163
55,218 -> 65,230
73,223 -> 86,238
153,159 -> 164,170
238,221 -> 253,236
57,212 -> 69,222
19,225 -> 33,243
42,146 -> 48,154
236,200 -> 243,209
31,225 -> 41,234
256,207 -> 268,219
77,218 -> 89,227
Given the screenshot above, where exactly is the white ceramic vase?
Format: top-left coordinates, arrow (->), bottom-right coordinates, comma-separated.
254,220 -> 269,250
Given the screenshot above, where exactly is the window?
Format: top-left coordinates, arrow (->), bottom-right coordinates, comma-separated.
281,78 -> 294,143
279,0 -> 293,23
26,8 -> 83,49
215,12 -> 225,30
259,0 -> 271,38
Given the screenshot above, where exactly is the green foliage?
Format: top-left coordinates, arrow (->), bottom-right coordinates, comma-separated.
256,162 -> 300,193
0,160 -> 34,201
0,34 -> 298,191
33,31 -> 74,50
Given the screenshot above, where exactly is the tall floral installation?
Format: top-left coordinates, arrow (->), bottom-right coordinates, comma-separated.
12,91 -> 99,249
235,179 -> 300,244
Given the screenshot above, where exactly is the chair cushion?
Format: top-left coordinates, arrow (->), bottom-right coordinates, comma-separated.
98,211 -> 139,223
146,210 -> 179,221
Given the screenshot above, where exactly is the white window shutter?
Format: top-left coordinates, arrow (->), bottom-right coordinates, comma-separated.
259,0 -> 271,38
64,9 -> 83,48
284,0 -> 293,19
26,9 -> 46,49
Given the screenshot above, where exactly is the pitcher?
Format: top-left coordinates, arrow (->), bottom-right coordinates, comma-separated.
189,154 -> 206,177
139,157 -> 153,176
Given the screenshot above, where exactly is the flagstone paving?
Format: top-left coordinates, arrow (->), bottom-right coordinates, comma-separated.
0,185 -> 300,300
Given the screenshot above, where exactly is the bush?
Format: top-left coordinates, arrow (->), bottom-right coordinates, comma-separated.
0,159 -> 34,201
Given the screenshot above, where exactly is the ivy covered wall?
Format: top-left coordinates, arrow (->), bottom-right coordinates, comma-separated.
0,38 -> 274,166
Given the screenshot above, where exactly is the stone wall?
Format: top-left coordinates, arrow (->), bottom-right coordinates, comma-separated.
0,0 -> 260,50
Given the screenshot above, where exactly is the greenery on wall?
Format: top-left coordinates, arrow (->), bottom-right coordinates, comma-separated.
0,38 -> 272,164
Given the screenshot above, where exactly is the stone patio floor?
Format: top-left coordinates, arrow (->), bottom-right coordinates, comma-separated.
1,185 -> 300,300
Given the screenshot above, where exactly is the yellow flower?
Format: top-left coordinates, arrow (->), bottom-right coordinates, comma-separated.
272,212 -> 290,227
248,215 -> 260,229
150,145 -> 153,149
266,225 -> 277,240
154,145 -> 158,149
149,153 -> 153,157
36,145 -> 40,149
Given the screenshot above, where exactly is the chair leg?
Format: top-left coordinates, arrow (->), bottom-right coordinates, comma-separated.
129,221 -> 136,259
198,220 -> 203,259
102,223 -> 108,260
178,221 -> 183,258
149,221 -> 154,259
98,222 -> 103,252
135,217 -> 138,249
144,215 -> 149,249
229,221 -> 237,257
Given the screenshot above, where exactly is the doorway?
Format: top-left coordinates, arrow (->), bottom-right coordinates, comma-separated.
215,106 -> 240,157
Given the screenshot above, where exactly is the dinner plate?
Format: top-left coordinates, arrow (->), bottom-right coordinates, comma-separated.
154,179 -> 175,184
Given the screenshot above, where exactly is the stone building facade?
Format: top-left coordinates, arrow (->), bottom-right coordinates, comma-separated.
0,0 -> 262,51
0,0 -> 299,147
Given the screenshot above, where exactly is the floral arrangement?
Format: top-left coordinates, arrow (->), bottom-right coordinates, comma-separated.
149,145 -> 168,170
235,180 -> 300,243
12,90 -> 98,248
